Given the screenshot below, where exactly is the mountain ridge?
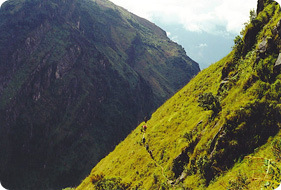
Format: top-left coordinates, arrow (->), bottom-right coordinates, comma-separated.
76,0 -> 281,189
0,0 -> 199,189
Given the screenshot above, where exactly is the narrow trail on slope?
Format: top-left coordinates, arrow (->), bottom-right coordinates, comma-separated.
141,122 -> 174,189
143,141 -> 176,190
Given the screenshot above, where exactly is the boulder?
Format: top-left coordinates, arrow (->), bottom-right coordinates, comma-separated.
276,19 -> 281,37
274,53 -> 281,73
258,38 -> 268,55
256,37 -> 276,61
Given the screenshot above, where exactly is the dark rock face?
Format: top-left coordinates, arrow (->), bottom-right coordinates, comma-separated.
243,0 -> 278,57
257,0 -> 265,15
0,0 -> 199,189
243,23 -> 262,56
172,147 -> 189,178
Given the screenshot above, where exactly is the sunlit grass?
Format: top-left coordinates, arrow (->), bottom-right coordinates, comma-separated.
76,1 -> 281,189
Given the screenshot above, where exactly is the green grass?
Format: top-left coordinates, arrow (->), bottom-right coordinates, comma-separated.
0,0 -> 201,189
75,1 -> 281,190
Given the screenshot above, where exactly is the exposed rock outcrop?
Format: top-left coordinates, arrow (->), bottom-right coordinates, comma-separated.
257,0 -> 265,15
274,53 -> 281,72
172,147 -> 189,178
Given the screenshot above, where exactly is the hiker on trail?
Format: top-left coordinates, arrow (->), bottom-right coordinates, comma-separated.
145,144 -> 149,151
142,125 -> 147,132
140,118 -> 148,146
148,150 -> 154,160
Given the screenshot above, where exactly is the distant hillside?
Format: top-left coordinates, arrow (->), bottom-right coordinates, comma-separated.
0,0 -> 199,189
76,0 -> 281,189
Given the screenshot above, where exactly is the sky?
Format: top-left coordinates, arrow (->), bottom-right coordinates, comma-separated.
110,0 -> 256,35
1,0 -> 281,68
107,0 -> 281,68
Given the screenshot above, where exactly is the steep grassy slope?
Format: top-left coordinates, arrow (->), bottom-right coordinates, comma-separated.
0,0 -> 199,189
76,0 -> 281,189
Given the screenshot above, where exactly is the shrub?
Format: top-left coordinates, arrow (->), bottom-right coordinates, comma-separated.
227,172 -> 250,190
272,139 -> 281,161
196,155 -> 212,182
255,55 -> 276,82
90,174 -> 131,190
94,177 -> 131,190
233,35 -> 243,60
197,92 -> 221,116
183,131 -> 193,142
90,174 -> 105,184
263,159 -> 281,189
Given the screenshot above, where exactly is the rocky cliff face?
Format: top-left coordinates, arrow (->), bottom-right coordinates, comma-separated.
0,0 -> 199,189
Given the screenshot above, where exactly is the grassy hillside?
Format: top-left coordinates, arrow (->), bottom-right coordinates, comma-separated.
76,0 -> 281,189
0,0 -> 199,189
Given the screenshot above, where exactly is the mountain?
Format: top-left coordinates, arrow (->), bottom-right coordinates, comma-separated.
0,0 -> 199,189
154,21 -> 236,69
76,0 -> 281,189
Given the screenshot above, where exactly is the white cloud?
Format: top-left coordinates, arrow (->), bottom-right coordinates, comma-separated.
171,35 -> 179,43
0,0 -> 6,6
199,43 -> 208,48
167,32 -> 179,43
0,181 -> 7,190
110,0 -> 261,35
1,0 -> 280,35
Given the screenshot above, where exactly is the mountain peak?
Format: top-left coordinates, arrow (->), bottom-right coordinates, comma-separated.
257,0 -> 277,14
0,0 -> 199,189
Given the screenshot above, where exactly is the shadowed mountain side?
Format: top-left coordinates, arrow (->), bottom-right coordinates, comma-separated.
0,0 -> 199,189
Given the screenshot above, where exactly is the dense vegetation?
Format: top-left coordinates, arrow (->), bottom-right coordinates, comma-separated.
0,0 -> 199,189
76,0 -> 281,189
